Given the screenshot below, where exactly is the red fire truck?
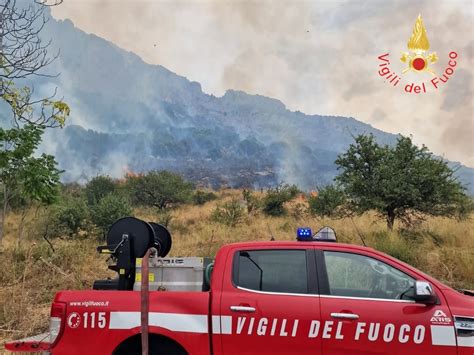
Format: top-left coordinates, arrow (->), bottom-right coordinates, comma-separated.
4,219 -> 474,354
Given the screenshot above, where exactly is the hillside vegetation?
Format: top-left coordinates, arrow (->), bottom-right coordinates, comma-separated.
1,188 -> 473,345
20,11 -> 474,192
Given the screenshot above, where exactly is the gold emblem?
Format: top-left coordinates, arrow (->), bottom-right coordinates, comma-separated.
400,15 -> 438,74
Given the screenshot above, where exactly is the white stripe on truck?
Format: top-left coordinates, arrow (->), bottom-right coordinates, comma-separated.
220,316 -> 233,335
211,315 -> 232,335
109,312 -> 208,333
109,313 -> 470,348
430,326 -> 456,346
212,315 -> 221,334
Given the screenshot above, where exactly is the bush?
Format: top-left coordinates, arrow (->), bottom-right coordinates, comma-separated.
85,176 -> 117,206
308,185 -> 346,218
290,203 -> 308,220
51,198 -> 89,237
242,189 -> 261,215
211,199 -> 245,227
262,184 -> 299,217
60,183 -> 85,199
91,194 -> 132,234
456,196 -> 474,220
156,210 -> 173,228
192,190 -> 217,205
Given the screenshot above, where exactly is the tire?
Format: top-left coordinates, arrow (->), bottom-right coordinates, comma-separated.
113,334 -> 188,355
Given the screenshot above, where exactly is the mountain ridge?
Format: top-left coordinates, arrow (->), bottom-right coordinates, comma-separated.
20,14 -> 471,193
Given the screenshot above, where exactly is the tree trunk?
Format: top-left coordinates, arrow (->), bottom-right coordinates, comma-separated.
0,184 -> 8,244
17,208 -> 28,246
386,209 -> 396,230
0,206 -> 4,244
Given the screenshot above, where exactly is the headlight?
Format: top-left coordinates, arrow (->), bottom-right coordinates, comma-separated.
454,316 -> 474,347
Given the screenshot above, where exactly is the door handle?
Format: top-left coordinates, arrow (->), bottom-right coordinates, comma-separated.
331,313 -> 359,320
230,306 -> 256,313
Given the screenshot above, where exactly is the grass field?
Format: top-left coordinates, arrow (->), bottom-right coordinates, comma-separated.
1,189 -> 473,345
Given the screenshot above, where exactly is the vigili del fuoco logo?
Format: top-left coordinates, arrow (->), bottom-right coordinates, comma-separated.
377,15 -> 458,94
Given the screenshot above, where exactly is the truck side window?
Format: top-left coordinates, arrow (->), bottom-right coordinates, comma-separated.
323,251 -> 416,300
234,250 -> 308,294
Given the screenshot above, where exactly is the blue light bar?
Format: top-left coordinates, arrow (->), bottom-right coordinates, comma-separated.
297,227 -> 313,241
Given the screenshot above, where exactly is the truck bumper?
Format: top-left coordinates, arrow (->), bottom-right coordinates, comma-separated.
4,332 -> 51,353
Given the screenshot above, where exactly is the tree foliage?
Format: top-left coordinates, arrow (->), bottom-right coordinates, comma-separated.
91,194 -> 132,234
1,1 -> 70,128
0,124 -> 62,241
85,175 -> 117,206
335,135 -> 467,229
127,171 -> 193,210
50,197 -> 89,238
308,185 -> 346,218
0,1 -> 69,244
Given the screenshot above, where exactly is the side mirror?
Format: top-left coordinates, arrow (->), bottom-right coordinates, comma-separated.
414,281 -> 438,304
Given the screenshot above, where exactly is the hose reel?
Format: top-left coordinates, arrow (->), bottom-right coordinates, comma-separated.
94,217 -> 172,291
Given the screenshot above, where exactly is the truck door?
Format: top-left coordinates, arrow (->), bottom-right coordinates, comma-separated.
317,250 -> 457,355
218,247 -> 321,355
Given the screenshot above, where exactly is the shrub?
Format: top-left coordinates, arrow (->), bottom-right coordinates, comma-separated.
156,210 -> 173,228
91,194 -> 132,234
308,185 -> 346,218
262,184 -> 299,217
242,189 -> 261,215
60,183 -> 85,199
192,190 -> 217,205
51,198 -> 89,238
456,196 -> 474,220
211,199 -> 245,227
290,203 -> 308,220
85,176 -> 117,206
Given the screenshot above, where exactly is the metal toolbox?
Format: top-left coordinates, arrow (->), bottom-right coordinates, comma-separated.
133,256 -> 213,291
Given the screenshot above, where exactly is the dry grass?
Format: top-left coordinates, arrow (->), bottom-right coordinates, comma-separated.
1,189 -> 473,346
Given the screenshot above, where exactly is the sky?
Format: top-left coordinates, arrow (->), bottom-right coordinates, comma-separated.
51,0 -> 473,167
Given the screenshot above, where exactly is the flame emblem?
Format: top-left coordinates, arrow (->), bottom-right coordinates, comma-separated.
400,15 -> 438,74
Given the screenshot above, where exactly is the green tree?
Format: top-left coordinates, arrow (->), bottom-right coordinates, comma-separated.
308,185 -> 347,218
85,175 -> 117,206
127,171 -> 193,210
91,194 -> 132,234
335,135 -> 467,229
0,1 -> 70,244
0,124 -> 63,242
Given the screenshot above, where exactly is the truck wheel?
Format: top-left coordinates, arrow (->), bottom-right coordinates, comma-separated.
113,334 -> 187,355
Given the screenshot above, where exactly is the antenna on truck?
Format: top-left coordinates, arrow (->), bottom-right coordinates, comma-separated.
267,224 -> 276,241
